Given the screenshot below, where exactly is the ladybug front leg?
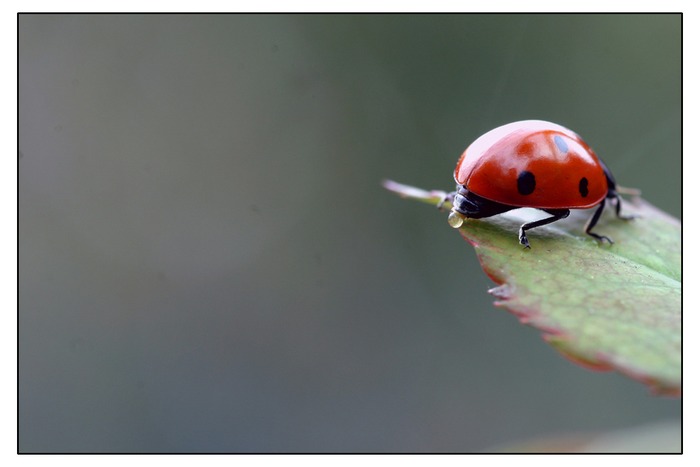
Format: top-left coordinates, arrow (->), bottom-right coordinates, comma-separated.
437,190 -> 456,211
518,209 -> 570,249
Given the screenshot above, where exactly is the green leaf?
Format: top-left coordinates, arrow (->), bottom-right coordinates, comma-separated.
383,180 -> 681,396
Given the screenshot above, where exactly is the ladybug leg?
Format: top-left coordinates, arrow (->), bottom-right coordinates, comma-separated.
518,209 -> 570,249
584,199 -> 614,244
600,160 -> 635,222
610,192 -> 636,221
437,190 -> 455,211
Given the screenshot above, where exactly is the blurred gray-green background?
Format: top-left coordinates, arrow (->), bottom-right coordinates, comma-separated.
19,14 -> 681,452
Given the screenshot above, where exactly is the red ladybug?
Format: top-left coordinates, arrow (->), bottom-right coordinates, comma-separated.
446,120 -> 632,248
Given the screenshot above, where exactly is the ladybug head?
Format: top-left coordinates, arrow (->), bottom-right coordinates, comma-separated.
447,186 -> 478,229
447,185 -> 516,229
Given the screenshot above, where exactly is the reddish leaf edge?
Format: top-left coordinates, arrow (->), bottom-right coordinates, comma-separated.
485,260 -> 680,398
384,179 -> 681,397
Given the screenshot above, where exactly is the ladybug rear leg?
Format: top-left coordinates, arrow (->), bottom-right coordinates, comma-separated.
610,192 -> 636,221
584,199 -> 614,244
585,191 -> 636,244
518,209 -> 570,249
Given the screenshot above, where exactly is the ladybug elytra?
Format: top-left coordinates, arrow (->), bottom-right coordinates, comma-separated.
445,120 -> 633,248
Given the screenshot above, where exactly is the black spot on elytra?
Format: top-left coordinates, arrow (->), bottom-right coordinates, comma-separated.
517,171 -> 536,195
579,177 -> 589,197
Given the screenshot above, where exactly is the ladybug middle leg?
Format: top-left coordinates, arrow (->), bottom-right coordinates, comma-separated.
518,209 -> 570,249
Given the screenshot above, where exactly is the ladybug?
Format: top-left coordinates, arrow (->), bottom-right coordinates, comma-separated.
445,120 -> 633,248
